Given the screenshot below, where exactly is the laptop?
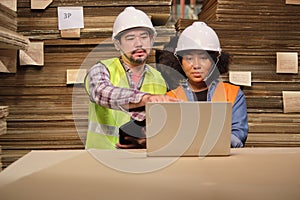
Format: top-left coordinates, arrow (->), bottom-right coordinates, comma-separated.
145,102 -> 232,157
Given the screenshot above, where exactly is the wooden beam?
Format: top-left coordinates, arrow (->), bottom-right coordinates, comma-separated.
31,0 -> 53,10
66,69 -> 87,84
0,49 -> 17,73
19,41 -> 44,66
0,0 -> 17,12
60,28 -> 81,38
286,0 -> 300,5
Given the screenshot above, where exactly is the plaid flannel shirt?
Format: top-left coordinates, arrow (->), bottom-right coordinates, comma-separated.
87,59 -> 150,121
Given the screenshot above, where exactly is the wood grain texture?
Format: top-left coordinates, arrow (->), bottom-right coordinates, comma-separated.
189,0 -> 300,147
0,0 -> 174,169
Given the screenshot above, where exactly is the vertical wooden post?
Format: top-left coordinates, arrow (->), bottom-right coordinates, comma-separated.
190,0 -> 196,9
173,0 -> 177,19
180,0 -> 185,18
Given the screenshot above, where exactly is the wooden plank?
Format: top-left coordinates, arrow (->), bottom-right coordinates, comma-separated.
0,106 -> 9,119
246,133 -> 300,147
60,28 -> 81,38
31,0 -> 53,9
1,0 -> 300,170
286,0 -> 300,4
17,5 -> 171,32
0,49 -> 17,73
19,41 -> 44,66
0,3 -> 29,51
0,106 -> 8,136
0,27 -> 30,50
190,0 -> 300,149
1,0 -> 17,11
17,0 -> 172,7
66,69 -> 87,84
0,3 -> 17,31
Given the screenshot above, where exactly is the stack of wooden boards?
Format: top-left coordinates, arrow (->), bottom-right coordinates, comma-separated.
176,0 -> 300,147
0,106 -> 9,171
0,2 -> 29,73
0,3 -> 29,50
1,0 -> 299,170
0,106 -> 8,136
17,0 -> 172,39
0,0 -> 175,169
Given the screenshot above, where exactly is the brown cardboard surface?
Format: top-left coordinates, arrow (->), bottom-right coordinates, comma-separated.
31,0 -> 53,10
0,150 -> 85,187
66,69 -> 87,84
19,41 -> 44,66
0,148 -> 299,200
60,28 -> 81,38
0,49 -> 17,73
1,0 -> 17,11
286,0 -> 300,5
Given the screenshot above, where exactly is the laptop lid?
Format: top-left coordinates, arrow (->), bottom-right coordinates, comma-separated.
146,102 -> 232,157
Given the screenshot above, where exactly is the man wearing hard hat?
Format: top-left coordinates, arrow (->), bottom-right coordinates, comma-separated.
85,7 -> 179,149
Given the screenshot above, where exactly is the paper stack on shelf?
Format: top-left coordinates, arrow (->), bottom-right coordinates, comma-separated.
0,106 -> 8,136
0,3 -> 29,50
0,106 -> 7,170
0,0 -> 176,169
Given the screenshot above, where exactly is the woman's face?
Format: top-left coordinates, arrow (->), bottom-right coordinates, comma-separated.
181,50 -> 213,83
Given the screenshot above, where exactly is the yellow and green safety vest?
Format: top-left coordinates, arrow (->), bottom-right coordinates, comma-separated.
85,58 -> 167,149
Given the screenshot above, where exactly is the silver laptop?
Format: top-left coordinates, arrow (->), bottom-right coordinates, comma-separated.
146,102 -> 232,157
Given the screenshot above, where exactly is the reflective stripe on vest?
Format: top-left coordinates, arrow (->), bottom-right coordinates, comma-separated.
88,121 -> 119,136
85,58 -> 167,149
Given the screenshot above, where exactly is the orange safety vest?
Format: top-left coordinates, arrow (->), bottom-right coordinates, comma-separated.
166,82 -> 239,105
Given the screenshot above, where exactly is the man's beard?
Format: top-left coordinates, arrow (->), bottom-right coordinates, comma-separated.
128,48 -> 149,64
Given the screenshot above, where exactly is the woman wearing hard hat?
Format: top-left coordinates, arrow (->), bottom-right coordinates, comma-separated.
167,22 -> 248,147
85,7 -> 179,150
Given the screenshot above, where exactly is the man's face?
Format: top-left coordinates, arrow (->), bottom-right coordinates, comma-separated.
117,28 -> 153,66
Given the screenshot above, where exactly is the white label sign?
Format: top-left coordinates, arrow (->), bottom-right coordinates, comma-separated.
229,71 -> 252,86
286,0 -> 300,5
282,91 -> 300,113
276,52 -> 298,74
57,7 -> 84,30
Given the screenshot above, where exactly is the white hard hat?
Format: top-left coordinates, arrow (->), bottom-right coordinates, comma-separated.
112,7 -> 156,40
176,22 -> 221,54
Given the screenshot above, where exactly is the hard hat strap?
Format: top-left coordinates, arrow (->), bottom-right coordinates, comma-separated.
204,52 -> 221,82
174,51 -> 221,84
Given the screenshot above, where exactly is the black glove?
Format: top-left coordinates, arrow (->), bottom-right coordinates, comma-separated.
118,119 -> 146,148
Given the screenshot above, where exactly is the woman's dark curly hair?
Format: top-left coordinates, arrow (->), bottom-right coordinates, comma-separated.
176,50 -> 230,75
207,51 -> 230,74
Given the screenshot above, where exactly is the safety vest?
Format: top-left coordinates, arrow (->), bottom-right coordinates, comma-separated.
166,82 -> 239,105
85,58 -> 167,149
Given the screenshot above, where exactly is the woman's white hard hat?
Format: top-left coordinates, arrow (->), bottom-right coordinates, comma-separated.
112,7 -> 156,40
176,22 -> 221,54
